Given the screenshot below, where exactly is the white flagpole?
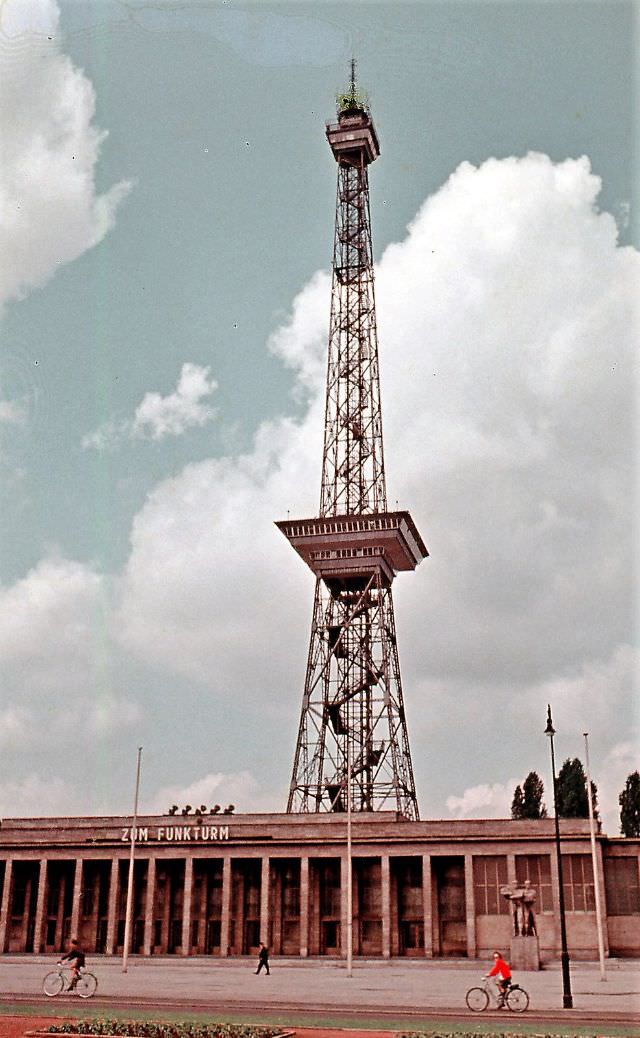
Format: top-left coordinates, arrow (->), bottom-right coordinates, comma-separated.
122,746 -> 143,973
346,734 -> 353,978
583,733 -> 606,980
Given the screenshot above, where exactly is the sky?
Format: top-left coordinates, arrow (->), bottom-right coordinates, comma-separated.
0,0 -> 638,835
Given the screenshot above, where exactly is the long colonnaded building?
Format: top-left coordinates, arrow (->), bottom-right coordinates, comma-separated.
1,812 -> 639,960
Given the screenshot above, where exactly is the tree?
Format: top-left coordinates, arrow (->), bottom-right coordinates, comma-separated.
511,784 -> 524,819
512,772 -> 546,819
556,758 -> 599,820
522,771 -> 547,818
619,771 -> 640,837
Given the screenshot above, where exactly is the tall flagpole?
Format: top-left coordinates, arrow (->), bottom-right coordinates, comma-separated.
346,732 -> 353,978
583,733 -> 606,980
122,746 -> 143,973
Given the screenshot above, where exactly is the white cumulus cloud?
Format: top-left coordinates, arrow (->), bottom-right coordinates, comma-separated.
0,773 -> 81,817
0,556 -> 141,752
115,152 -> 638,829
83,363 -> 218,449
147,771 -> 281,815
446,780 -> 518,819
0,0 -> 131,310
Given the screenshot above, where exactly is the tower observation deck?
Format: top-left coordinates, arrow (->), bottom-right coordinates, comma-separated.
277,75 -> 427,820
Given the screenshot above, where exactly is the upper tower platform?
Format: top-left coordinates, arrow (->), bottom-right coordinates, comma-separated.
326,107 -> 380,166
276,511 -> 427,590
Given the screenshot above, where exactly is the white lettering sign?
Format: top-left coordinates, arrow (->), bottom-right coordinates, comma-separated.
121,826 -> 149,842
123,825 -> 230,842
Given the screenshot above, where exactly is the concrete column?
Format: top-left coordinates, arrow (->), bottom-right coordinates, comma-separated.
299,856 -> 309,957
422,854 -> 433,958
0,859 -> 13,952
70,858 -> 83,939
159,868 -> 171,953
143,858 -> 156,956
196,864 -> 208,954
260,857 -> 270,946
33,860 -> 49,954
54,870 -> 66,950
105,858 -> 119,955
594,843 -> 609,956
381,855 -> 391,959
220,857 -> 231,957
181,857 -> 194,956
309,862 -> 321,956
340,853 -> 349,959
507,853 -> 517,885
20,872 -> 34,950
88,867 -> 100,951
464,854 -> 476,959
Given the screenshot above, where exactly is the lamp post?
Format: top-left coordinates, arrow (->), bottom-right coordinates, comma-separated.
545,706 -> 573,1008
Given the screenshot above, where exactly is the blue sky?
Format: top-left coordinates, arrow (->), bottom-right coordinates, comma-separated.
0,0 -> 637,832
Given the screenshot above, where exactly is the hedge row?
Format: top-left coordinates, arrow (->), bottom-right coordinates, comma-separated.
44,1025 -> 590,1038
46,1022 -> 282,1038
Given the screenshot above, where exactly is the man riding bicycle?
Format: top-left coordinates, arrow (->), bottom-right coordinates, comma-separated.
59,938 -> 85,991
485,951 -> 512,1007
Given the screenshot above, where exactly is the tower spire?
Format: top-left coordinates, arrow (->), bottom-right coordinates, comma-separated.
277,80 -> 427,819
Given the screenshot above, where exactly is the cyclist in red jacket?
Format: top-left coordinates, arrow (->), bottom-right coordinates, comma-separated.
485,951 -> 512,1007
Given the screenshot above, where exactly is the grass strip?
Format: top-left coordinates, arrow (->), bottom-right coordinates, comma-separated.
2,1006 -> 637,1038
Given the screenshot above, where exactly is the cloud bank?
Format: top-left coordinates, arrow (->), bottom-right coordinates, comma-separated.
116,152 -> 638,829
3,150 -> 638,830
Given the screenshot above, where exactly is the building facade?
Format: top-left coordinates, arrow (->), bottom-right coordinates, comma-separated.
1,812 -> 638,960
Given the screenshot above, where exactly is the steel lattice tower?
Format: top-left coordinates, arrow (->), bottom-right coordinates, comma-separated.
277,72 -> 427,820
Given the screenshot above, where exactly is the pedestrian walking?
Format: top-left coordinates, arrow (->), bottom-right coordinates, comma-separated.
254,943 -> 270,974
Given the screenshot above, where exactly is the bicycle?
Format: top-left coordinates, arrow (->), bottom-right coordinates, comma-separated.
465,976 -> 529,1013
43,964 -> 98,998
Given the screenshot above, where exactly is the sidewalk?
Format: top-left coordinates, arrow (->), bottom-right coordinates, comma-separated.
0,956 -> 638,1022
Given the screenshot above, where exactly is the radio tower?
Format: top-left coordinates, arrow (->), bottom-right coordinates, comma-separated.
277,65 -> 427,819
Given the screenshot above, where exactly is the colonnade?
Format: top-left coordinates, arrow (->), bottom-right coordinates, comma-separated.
0,847 -> 612,959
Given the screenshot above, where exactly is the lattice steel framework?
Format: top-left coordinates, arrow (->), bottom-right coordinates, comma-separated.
278,77 -> 427,820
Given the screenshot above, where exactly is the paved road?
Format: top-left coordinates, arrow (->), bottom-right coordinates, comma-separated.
0,956 -> 638,1029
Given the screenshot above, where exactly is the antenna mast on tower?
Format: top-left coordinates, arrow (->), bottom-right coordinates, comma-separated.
277,71 -> 427,819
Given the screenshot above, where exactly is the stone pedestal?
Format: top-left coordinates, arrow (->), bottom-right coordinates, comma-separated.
510,934 -> 540,971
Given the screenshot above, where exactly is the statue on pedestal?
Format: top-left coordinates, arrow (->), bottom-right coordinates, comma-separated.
500,879 -> 537,937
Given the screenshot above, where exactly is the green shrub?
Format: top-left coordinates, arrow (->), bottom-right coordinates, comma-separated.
46,1022 -> 282,1038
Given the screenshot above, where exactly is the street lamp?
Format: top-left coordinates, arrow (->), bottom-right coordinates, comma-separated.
545,705 -> 573,1008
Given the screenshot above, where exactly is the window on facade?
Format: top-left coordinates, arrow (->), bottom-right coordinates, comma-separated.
473,856 -> 508,915
82,884 -> 95,917
11,878 -> 27,916
562,854 -> 595,912
46,882 -> 58,917
397,858 -> 423,916
320,862 -> 341,917
604,857 -> 640,916
358,861 -> 381,916
515,854 -> 553,911
282,864 -> 300,916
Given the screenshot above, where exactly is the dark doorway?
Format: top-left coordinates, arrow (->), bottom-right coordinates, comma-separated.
433,857 -> 467,957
